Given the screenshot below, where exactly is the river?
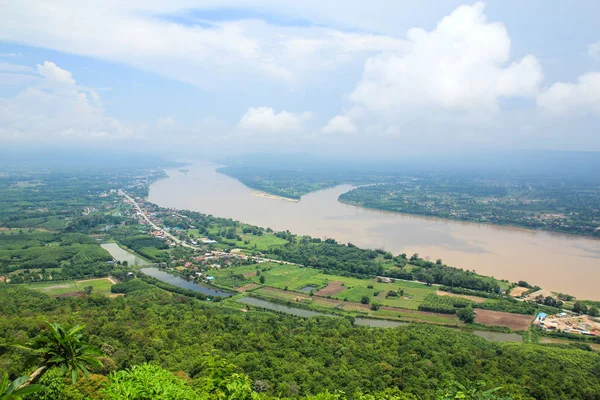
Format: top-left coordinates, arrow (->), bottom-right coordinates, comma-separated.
147,162 -> 600,300
101,243 -> 150,266
141,267 -> 233,298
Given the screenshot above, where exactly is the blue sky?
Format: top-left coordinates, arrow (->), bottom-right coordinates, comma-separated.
0,1 -> 599,155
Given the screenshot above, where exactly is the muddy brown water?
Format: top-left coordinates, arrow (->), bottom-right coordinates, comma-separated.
147,162 -> 600,300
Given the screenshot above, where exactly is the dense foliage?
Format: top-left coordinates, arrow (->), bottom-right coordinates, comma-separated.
2,285 -> 600,399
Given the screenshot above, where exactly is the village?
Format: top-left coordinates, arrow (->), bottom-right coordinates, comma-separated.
116,191 -> 600,339
119,192 -> 287,284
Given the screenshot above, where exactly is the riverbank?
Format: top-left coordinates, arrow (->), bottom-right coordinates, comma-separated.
251,190 -> 299,202
338,196 -> 600,242
147,162 -> 600,300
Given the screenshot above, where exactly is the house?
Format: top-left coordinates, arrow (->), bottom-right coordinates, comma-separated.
533,312 -> 547,325
203,239 -> 217,244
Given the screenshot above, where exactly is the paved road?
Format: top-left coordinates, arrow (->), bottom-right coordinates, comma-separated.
121,190 -> 298,265
120,191 -> 195,249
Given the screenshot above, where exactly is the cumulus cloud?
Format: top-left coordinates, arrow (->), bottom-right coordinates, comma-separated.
321,115 -> 357,134
349,3 -> 542,114
0,61 -> 140,141
537,73 -> 600,116
239,107 -> 310,133
37,61 -> 75,84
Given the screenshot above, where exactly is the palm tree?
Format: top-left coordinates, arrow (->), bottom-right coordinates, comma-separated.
16,321 -> 103,386
0,373 -> 45,399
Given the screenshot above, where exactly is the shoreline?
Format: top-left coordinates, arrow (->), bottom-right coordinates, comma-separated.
250,190 -> 299,202
337,198 -> 600,242
147,163 -> 600,300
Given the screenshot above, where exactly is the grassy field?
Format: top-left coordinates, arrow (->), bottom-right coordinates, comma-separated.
328,276 -> 436,310
194,226 -> 289,252
212,263 -> 438,310
19,278 -> 114,296
248,286 -> 460,325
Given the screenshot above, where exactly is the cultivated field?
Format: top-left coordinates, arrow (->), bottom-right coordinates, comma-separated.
251,286 -> 460,325
315,281 -> 345,296
474,309 -> 533,330
437,290 -> 486,303
213,263 -> 438,310
20,277 -> 115,297
237,283 -> 259,292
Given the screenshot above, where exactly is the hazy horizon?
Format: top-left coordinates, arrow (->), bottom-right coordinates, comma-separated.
1,1 -> 600,154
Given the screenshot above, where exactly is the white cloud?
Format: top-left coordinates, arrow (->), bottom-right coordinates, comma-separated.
349,3 -> 542,114
37,61 -> 75,84
0,61 -> 141,141
0,1 -> 408,90
537,73 -> 600,116
0,53 -> 21,57
239,107 -> 310,133
0,61 -> 33,72
0,72 -> 40,86
589,41 -> 600,61
321,115 -> 357,134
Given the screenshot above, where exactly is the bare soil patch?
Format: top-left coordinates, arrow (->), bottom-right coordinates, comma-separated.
474,309 -> 533,330
437,290 -> 486,303
78,277 -> 117,285
237,283 -> 259,292
526,289 -> 557,300
243,271 -> 257,278
315,281 -> 345,296
510,287 -> 529,297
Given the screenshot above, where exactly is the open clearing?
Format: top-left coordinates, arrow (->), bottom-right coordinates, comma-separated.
437,290 -> 486,303
474,309 -> 533,330
510,286 -> 529,297
315,281 -> 345,296
237,283 -> 259,292
20,278 -> 115,297
212,263 -> 437,310
252,286 -> 459,325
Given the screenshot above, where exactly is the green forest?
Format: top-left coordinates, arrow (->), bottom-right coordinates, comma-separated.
2,285 -> 600,400
1,163 -> 600,399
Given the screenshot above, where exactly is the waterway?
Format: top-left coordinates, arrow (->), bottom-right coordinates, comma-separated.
147,162 -> 600,300
472,331 -> 523,343
101,243 -> 150,266
237,296 -> 406,328
140,267 -> 233,298
236,297 -> 525,340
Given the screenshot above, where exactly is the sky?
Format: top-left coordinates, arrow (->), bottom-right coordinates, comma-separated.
1,1 -> 599,156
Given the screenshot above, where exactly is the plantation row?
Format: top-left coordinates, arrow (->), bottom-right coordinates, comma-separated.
418,293 -> 472,314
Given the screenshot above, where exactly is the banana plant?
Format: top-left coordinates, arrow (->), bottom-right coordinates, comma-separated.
15,321 -> 103,386
0,373 -> 45,400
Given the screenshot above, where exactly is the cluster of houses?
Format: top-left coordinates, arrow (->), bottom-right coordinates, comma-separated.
534,312 -> 599,336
